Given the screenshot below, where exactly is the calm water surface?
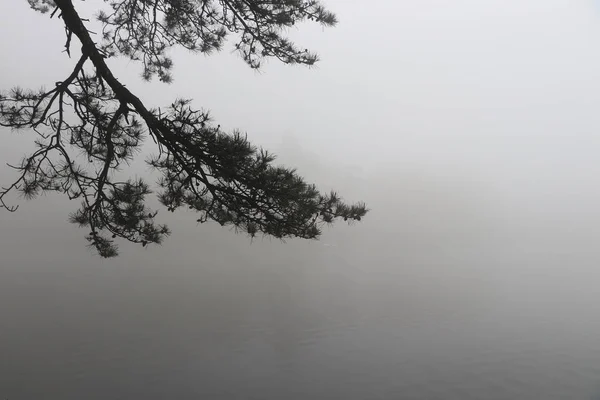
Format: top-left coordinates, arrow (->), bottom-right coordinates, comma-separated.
2,175 -> 600,400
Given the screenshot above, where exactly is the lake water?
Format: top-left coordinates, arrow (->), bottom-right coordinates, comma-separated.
2,167 -> 600,400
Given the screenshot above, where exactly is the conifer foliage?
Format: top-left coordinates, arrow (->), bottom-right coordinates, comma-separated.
0,0 -> 367,257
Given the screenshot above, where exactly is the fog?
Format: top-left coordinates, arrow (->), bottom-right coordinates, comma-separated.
3,0 -> 600,398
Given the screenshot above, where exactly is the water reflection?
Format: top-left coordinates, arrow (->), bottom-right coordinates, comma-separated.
2,164 -> 600,399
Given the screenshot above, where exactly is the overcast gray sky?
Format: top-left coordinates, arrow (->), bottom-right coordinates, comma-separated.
2,0 -> 600,268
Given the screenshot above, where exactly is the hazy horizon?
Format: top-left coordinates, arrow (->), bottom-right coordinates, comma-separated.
3,1 -> 600,398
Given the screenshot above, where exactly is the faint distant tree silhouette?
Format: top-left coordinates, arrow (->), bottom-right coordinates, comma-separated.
0,0 -> 367,257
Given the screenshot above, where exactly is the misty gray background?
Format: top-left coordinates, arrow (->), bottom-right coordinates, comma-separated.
3,0 -> 600,398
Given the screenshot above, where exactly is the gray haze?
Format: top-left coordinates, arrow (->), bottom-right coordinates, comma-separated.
3,0 -> 600,398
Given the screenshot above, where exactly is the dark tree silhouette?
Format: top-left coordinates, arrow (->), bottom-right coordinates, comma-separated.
0,0 -> 367,258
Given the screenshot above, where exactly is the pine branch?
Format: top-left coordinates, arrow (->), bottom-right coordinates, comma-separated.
1,0 -> 368,258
